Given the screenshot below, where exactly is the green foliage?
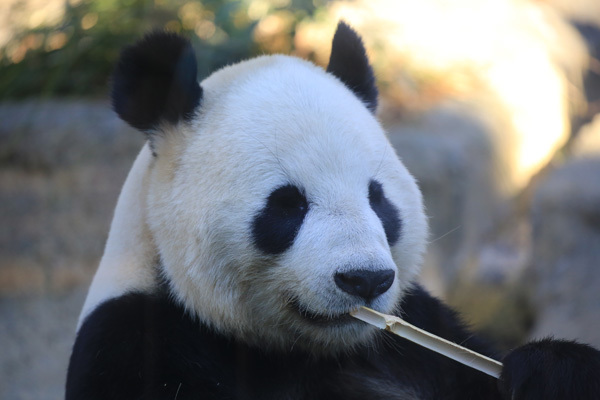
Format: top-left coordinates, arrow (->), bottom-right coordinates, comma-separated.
0,0 -> 317,99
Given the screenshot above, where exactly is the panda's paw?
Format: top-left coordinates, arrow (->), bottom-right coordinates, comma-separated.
498,338 -> 600,399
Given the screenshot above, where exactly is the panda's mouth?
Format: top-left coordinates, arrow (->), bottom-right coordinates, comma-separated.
289,298 -> 355,326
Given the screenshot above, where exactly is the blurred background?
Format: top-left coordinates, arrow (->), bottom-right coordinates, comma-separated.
1,0 -> 599,398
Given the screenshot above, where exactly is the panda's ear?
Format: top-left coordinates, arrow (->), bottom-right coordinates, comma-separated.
111,31 -> 202,143
326,21 -> 378,113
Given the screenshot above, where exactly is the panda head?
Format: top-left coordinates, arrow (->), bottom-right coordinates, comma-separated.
112,22 -> 428,354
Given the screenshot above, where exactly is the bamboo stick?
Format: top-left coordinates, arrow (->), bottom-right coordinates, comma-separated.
351,306 -> 503,379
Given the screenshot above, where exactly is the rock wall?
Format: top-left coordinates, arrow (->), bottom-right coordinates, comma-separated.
528,157 -> 600,345
0,100 -> 143,399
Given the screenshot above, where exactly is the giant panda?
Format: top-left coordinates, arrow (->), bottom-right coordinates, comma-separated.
66,22 -> 600,399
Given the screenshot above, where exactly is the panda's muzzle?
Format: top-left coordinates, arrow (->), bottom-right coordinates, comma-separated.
287,269 -> 395,326
334,269 -> 395,301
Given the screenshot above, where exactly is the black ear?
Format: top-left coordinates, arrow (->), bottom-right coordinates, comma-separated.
112,31 -> 202,133
326,21 -> 378,113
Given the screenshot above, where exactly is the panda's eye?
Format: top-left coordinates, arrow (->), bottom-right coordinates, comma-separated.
251,185 -> 309,255
270,185 -> 308,215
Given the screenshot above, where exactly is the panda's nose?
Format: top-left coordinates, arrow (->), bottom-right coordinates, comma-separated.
334,269 -> 395,301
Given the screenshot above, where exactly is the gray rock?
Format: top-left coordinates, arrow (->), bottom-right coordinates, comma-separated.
0,100 -> 144,295
385,101 -> 510,293
0,289 -> 86,400
0,100 -> 143,169
528,157 -> 600,346
0,100 -> 143,399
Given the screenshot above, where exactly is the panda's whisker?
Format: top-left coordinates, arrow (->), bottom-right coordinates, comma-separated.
380,332 -> 404,357
173,382 -> 182,400
373,144 -> 389,180
290,331 -> 305,352
247,132 -> 291,179
458,333 -> 478,347
428,225 -> 462,244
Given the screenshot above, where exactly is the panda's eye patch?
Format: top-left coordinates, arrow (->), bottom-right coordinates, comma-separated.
369,180 -> 384,203
251,185 -> 309,255
368,180 -> 401,246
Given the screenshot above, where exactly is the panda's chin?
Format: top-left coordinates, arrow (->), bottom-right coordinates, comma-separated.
289,298 -> 357,327
278,298 -> 380,354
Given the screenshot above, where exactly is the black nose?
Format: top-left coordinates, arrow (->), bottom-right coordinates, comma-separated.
334,269 -> 395,301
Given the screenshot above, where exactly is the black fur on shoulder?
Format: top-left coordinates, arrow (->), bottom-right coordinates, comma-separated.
499,338 -> 600,399
112,31 -> 202,138
66,287 -> 502,400
326,21 -> 378,113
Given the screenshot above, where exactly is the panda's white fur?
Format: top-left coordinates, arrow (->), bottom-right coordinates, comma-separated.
78,144 -> 156,327
82,54 -> 427,352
